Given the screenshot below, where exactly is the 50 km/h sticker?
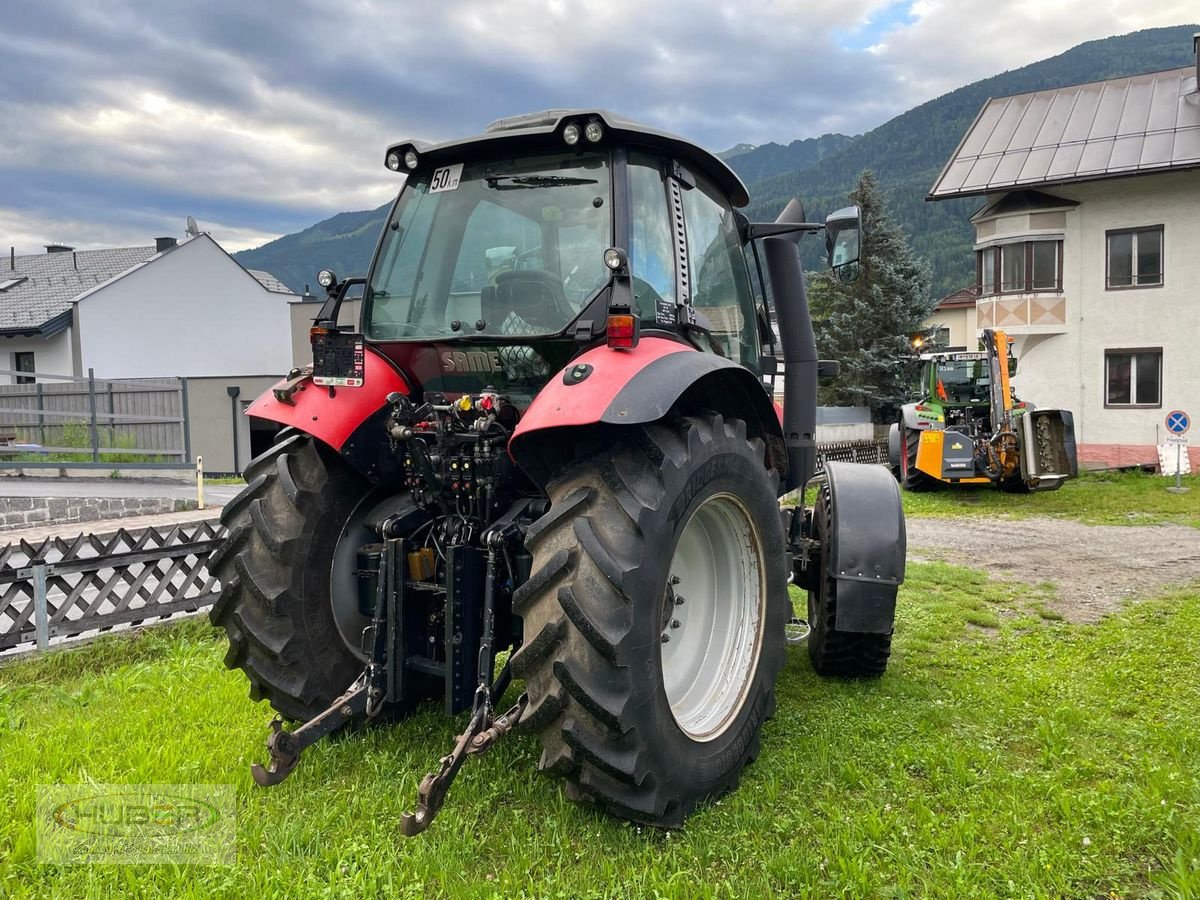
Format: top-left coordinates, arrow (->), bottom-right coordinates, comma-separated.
430,164 -> 464,193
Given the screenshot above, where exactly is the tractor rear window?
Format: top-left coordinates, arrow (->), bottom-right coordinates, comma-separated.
364,152 -> 611,341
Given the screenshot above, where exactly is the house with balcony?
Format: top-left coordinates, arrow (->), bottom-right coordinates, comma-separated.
928,35 -> 1200,469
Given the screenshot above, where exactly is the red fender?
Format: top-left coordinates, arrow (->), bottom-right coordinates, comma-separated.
508,335 -> 782,486
246,348 -> 409,451
510,336 -> 690,441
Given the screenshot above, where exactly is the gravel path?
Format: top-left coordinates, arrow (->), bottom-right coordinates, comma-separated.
907,516 -> 1200,622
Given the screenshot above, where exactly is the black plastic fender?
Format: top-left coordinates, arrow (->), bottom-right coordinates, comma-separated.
822,460 -> 906,633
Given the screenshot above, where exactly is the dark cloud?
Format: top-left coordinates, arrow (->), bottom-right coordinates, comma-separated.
0,0 -> 1190,253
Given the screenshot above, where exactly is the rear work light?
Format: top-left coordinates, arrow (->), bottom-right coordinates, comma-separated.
606,313 -> 639,350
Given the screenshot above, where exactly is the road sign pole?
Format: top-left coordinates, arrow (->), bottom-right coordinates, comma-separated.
1164,410 -> 1190,493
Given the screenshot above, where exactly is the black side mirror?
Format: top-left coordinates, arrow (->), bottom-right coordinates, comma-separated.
825,205 -> 862,283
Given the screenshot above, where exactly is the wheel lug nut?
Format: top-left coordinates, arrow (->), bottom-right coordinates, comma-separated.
670,619 -> 681,629
674,595 -> 685,606
670,575 -> 681,585
660,633 -> 670,643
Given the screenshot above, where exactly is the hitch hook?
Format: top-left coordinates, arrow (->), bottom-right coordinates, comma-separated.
399,693 -> 527,836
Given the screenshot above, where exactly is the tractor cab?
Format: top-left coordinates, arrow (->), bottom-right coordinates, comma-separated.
309,110 -> 774,408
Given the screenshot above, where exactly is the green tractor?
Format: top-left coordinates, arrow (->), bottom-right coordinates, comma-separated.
888,329 -> 1077,492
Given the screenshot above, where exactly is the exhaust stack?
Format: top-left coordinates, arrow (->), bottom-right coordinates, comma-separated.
762,199 -> 817,493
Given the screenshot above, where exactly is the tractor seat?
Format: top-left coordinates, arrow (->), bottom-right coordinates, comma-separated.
482,269 -> 573,333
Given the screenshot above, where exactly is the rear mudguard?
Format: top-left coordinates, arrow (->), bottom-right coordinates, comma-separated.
821,460 -> 906,633
245,349 -> 409,453
508,336 -> 785,488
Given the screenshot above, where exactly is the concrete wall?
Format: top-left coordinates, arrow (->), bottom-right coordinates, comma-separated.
289,298 -> 362,368
184,375 -> 281,475
0,330 -> 75,382
77,235 -> 295,379
967,170 -> 1200,468
0,495 -> 195,531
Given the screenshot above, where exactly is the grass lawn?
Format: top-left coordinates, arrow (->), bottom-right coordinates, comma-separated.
900,470 -> 1200,528
2,566 -> 1198,898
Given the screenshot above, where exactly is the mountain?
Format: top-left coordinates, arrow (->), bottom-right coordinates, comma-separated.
236,25 -> 1200,298
234,205 -> 391,295
744,24 -> 1200,296
724,133 -> 857,184
717,143 -> 757,160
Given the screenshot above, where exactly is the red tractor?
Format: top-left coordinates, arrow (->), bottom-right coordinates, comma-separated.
210,110 -> 905,834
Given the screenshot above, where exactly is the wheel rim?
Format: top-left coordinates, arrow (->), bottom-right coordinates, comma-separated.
660,493 -> 765,742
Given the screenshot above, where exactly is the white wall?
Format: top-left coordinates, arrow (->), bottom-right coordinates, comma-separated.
76,235 -> 294,379
1003,170 -> 1200,457
0,330 -> 75,382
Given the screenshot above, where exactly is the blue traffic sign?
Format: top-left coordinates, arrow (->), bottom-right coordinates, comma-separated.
1165,410 -> 1190,435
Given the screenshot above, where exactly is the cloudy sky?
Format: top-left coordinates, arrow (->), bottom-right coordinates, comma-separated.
0,1 -> 1193,255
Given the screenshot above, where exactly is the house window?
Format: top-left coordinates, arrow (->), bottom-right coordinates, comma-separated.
13,352 -> 34,385
1001,245 -> 1025,293
934,326 -> 951,347
1105,349 -> 1161,407
977,240 -> 1062,295
1106,227 -> 1162,289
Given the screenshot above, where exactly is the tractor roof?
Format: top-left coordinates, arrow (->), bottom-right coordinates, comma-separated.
386,109 -> 750,207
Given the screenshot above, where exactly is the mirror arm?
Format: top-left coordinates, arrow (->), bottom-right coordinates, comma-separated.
743,222 -> 825,241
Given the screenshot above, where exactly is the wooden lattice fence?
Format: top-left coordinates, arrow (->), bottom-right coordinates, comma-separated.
0,520 -> 224,653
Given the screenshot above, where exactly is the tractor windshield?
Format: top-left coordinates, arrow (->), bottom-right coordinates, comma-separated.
931,358 -> 990,403
364,152 -> 611,341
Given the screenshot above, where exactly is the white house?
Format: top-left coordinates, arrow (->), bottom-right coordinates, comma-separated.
1,232 -> 295,381
928,38 -> 1200,470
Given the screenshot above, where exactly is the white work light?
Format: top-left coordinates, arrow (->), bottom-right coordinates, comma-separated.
584,121 -> 603,143
386,152 -> 402,171
404,149 -> 419,170
563,123 -> 581,145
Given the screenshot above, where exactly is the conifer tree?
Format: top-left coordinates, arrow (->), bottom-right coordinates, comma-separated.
807,170 -> 934,418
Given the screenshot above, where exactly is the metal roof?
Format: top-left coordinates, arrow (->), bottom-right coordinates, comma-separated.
929,66 -> 1200,199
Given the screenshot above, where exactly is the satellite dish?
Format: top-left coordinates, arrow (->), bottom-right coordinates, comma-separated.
185,216 -> 200,237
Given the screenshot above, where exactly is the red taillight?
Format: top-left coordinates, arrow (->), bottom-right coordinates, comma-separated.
606,313 -> 638,349
915,404 -> 930,412
310,326 -> 330,344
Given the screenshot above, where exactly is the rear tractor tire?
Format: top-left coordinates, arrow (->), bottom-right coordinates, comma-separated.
511,414 -> 789,826
209,434 -> 370,722
806,483 -> 893,678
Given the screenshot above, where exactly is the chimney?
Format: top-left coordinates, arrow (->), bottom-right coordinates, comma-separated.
155,236 -> 178,253
45,243 -> 74,253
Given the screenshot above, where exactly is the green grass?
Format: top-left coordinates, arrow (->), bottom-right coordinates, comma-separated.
2,568 -> 1198,898
7,422 -> 167,464
900,469 -> 1200,528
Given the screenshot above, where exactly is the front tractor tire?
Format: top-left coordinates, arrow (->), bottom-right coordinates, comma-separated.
209,434 -> 368,722
899,426 -> 937,492
511,415 -> 788,827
